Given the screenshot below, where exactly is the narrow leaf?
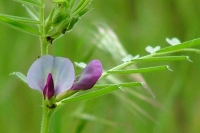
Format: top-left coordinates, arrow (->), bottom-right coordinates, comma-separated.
156,38 -> 200,53
69,0 -> 75,8
10,72 -> 27,84
100,56 -> 190,79
62,82 -> 142,102
78,8 -> 91,17
73,0 -> 86,12
182,48 -> 200,54
62,85 -> 118,102
107,65 -> 171,74
94,82 -> 143,88
0,13 -> 40,24
133,56 -> 191,63
14,0 -> 42,7
22,4 -> 39,20
0,15 -> 41,35
51,0 -> 67,2
73,0 -> 91,15
45,6 -> 56,33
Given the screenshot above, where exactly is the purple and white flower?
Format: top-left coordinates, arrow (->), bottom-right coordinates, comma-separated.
71,60 -> 102,90
27,55 -> 102,100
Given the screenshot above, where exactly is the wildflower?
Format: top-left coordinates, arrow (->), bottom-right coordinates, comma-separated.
27,55 -> 102,100
71,60 -> 103,90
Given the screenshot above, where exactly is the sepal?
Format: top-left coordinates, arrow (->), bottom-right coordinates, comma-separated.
10,72 -> 27,84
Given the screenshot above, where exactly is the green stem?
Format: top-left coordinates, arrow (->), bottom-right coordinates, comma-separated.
40,0 -> 52,132
39,0 -> 48,55
40,101 -> 54,133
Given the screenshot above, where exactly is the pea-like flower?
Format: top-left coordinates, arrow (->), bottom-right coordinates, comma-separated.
27,55 -> 102,100
71,60 -> 103,90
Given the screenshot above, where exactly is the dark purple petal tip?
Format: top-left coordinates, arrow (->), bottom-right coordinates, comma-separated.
43,73 -> 55,99
71,60 -> 102,90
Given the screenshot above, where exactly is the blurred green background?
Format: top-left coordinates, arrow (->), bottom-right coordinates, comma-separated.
1,0 -> 200,133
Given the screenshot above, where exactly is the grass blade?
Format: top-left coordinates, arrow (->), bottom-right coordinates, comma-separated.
118,94 -> 157,122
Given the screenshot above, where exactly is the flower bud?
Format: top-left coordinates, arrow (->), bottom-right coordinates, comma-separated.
71,60 -> 103,90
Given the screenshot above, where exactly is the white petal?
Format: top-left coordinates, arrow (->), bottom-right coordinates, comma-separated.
27,55 -> 54,91
52,57 -> 75,94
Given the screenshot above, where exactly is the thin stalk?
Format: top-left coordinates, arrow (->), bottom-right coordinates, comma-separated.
40,101 -> 54,133
39,0 -> 48,55
39,0 -> 52,132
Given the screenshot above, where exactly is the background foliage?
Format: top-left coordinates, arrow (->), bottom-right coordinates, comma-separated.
0,0 -> 200,133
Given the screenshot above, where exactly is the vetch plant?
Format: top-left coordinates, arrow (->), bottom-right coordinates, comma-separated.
27,55 -> 75,101
27,55 -> 102,101
1,0 -> 200,132
26,55 -> 102,132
